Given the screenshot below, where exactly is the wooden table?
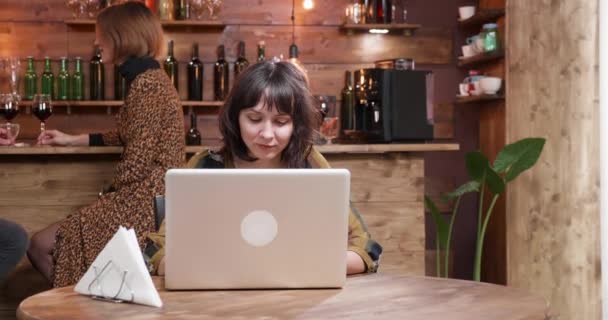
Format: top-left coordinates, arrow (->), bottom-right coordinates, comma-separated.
17,274 -> 549,320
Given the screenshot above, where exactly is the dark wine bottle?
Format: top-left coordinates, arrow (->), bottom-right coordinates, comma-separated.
164,40 -> 179,91
213,45 -> 229,101
186,112 -> 202,145
354,69 -> 367,131
90,46 -> 105,100
340,71 -> 355,132
187,43 -> 203,101
257,41 -> 266,63
114,65 -> 127,100
234,41 -> 250,80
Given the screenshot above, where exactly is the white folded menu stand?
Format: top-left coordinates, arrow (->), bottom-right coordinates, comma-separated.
74,226 -> 163,308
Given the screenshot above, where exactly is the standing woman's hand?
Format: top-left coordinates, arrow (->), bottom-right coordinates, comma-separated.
0,128 -> 12,146
37,130 -> 88,146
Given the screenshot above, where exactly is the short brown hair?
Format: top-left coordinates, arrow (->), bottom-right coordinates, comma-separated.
219,61 -> 320,168
96,2 -> 163,63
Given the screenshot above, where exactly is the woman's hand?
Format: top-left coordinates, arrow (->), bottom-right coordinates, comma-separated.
0,128 -> 13,146
347,250 -> 366,275
158,257 -> 166,276
37,130 -> 88,146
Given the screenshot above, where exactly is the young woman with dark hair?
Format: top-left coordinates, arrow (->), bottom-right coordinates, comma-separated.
146,61 -> 382,276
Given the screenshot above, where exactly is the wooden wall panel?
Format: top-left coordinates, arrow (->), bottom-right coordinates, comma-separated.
479,102 -> 505,285
507,0 -> 600,319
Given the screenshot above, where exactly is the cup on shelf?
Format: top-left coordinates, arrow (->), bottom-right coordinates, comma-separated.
466,35 -> 485,54
458,6 -> 476,20
461,44 -> 477,58
479,77 -> 503,95
459,83 -> 470,96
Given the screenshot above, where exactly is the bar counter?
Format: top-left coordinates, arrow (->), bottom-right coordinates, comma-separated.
0,143 -> 459,155
0,143 -> 458,303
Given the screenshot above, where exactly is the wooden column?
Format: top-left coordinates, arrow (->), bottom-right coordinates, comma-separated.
506,0 -> 600,319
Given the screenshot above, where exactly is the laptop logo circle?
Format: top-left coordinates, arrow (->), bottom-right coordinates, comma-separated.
240,210 -> 278,247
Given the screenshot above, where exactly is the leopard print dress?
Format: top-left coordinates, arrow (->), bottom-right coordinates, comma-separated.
52,66 -> 185,287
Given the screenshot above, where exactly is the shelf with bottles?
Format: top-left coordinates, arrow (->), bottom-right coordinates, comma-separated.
64,19 -> 225,29
454,94 -> 504,105
458,49 -> 504,68
458,9 -> 505,28
19,100 -> 223,108
340,23 -> 421,36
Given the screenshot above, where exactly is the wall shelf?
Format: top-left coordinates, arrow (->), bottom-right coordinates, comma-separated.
20,100 -> 223,108
454,94 -> 504,104
458,50 -> 504,67
341,23 -> 421,36
64,19 -> 225,29
458,9 -> 505,28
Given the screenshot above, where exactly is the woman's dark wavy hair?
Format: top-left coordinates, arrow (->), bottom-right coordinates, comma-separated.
219,61 -> 319,168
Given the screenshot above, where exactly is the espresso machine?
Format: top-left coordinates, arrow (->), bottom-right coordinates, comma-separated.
351,68 -> 434,142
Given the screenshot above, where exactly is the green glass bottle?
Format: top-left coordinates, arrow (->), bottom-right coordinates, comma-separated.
41,57 -> 55,99
24,56 -> 37,100
72,57 -> 84,101
57,57 -> 69,100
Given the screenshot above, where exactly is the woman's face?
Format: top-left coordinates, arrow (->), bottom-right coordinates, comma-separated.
238,99 -> 294,165
95,26 -> 114,63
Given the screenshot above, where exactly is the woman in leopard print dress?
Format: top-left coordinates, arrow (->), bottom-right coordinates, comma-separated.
27,2 -> 185,287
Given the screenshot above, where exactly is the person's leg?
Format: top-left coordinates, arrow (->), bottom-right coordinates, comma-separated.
0,219 -> 29,282
27,221 -> 61,284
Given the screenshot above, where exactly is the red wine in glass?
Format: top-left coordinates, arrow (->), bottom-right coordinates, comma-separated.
4,106 -> 19,121
32,96 -> 53,132
2,95 -> 19,122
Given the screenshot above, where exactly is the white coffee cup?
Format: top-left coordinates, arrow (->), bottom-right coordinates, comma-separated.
459,83 -> 470,96
458,6 -> 476,20
461,44 -> 476,58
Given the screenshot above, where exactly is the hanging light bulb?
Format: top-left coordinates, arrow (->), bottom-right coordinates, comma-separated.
303,0 -> 314,10
289,0 -> 301,65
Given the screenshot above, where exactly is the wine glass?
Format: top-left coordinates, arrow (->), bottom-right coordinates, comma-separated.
32,94 -> 53,133
6,57 -> 21,96
0,122 -> 20,146
2,93 -> 20,124
319,97 -> 339,144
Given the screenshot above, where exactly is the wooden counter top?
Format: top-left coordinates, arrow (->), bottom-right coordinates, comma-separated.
0,143 -> 459,155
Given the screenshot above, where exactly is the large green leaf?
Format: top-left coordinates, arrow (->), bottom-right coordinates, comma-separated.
485,167 -> 506,194
493,138 -> 546,177
504,139 -> 545,182
466,152 -> 490,181
424,195 -> 449,250
443,180 -> 480,200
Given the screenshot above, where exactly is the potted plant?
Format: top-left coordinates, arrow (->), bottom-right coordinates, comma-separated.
425,138 -> 546,281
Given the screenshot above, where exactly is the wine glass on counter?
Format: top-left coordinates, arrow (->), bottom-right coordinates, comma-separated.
1,93 -> 20,124
318,96 -> 339,144
32,94 -> 53,133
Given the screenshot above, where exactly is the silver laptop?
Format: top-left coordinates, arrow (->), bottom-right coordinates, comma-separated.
164,168 -> 350,290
